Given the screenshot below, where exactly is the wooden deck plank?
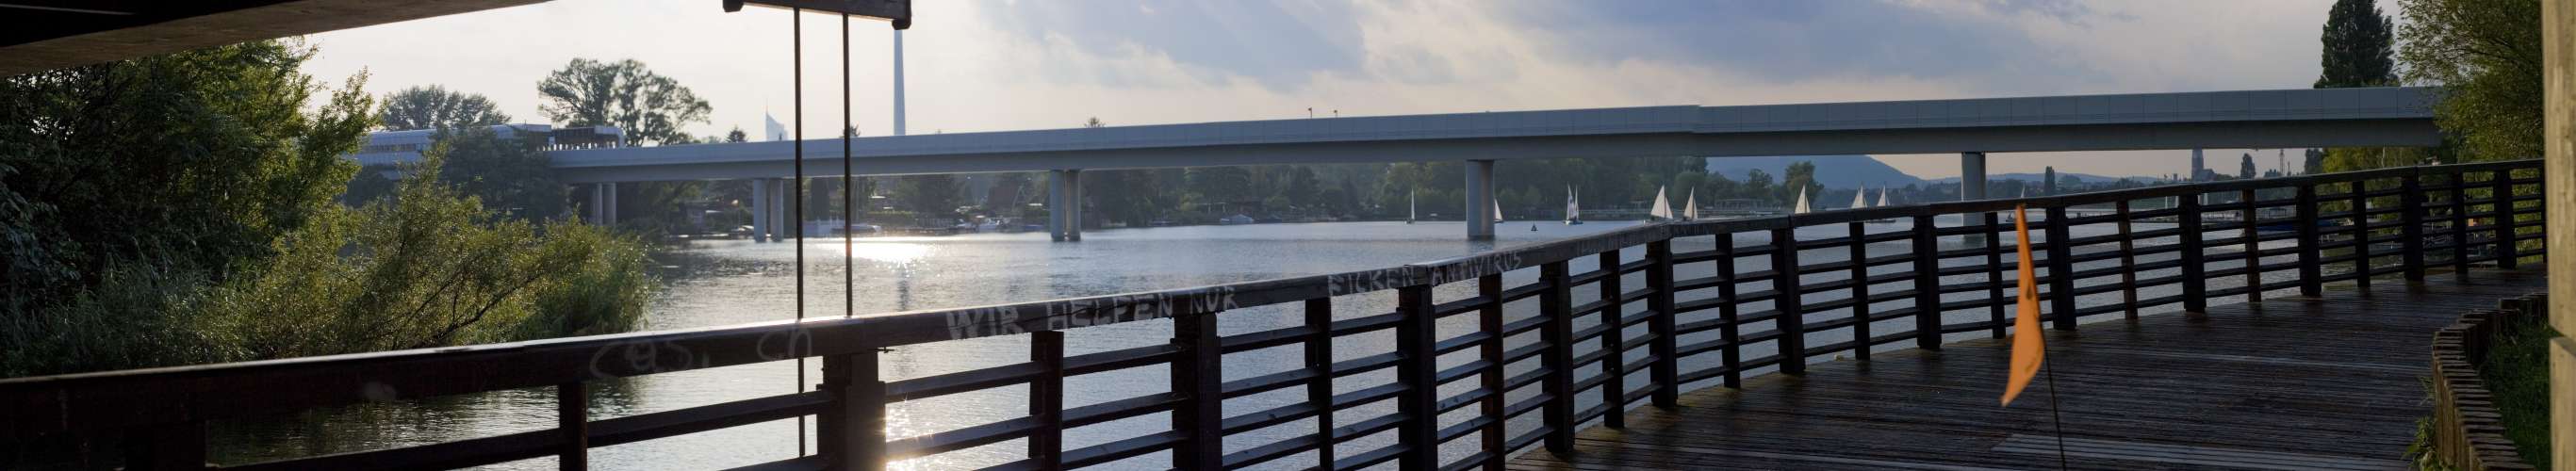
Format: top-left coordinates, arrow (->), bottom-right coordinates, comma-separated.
1508,269 -> 2542,470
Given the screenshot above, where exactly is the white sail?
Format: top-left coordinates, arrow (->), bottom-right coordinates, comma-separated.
1793,187 -> 1812,215
1493,199 -> 1504,222
1682,189 -> 1698,220
1876,187 -> 1890,207
1407,190 -> 1417,222
1849,185 -> 1867,210
1566,187 -> 1582,223
1648,187 -> 1672,219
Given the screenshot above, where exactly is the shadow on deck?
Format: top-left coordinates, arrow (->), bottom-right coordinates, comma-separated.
1508,269 -> 2546,471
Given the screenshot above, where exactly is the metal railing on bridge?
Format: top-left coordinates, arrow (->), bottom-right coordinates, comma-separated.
0,159 -> 2545,470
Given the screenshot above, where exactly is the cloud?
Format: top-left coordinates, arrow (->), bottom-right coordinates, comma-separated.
979,0 -> 1366,89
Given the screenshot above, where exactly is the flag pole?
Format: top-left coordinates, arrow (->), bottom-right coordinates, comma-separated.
2043,360 -> 2069,470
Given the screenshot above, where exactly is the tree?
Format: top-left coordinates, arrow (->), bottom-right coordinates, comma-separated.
536,58 -> 713,146
2396,0 -> 2543,161
2315,0 -> 2396,89
1085,117 -> 1106,128
894,175 -> 960,216
0,40 -> 374,319
1188,167 -> 1257,204
1780,161 -> 1821,203
2239,154 -> 2256,179
435,126 -> 564,219
726,127 -> 748,143
379,85 -> 510,131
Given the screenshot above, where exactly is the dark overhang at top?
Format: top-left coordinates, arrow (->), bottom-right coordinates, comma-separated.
0,0 -> 547,77
723,0 -> 911,29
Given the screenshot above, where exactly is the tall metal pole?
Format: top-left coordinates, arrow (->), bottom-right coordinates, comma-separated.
790,8 -> 809,456
894,29 -> 906,138
842,13 -> 855,322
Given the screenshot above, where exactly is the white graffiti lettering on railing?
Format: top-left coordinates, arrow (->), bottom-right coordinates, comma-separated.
1329,268 -> 1414,295
938,286 -> 1244,340
587,339 -> 711,379
756,328 -> 815,362
944,305 -> 1025,339
1428,252 -> 1525,285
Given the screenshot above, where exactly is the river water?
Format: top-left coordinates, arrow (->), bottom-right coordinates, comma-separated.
206,218 -> 2305,469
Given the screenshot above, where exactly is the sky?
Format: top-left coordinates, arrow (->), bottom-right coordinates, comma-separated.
298,0 -> 2379,180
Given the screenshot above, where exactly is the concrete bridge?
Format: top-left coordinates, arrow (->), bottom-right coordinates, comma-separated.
358,87 -> 2443,242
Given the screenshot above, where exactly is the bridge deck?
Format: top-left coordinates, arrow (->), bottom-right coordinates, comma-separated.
1506,269 -> 2545,471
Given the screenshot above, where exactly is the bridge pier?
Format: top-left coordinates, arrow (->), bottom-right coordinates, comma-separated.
1049,170 -> 1082,242
751,179 -> 770,242
1466,159 -> 1494,240
773,178 -> 792,240
603,182 -> 618,227
1961,152 -> 1987,246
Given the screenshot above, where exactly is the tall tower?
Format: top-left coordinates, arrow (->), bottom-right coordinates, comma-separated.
2190,148 -> 2206,181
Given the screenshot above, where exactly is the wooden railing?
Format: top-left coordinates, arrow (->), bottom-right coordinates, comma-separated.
0,159 -> 2546,470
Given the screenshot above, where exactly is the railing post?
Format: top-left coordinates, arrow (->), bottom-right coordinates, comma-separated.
1645,241 -> 1681,407
1983,213 -> 2007,337
1537,261 -> 1576,454
1596,251 -> 1627,428
1472,275 -> 1503,470
1846,222 -> 1872,360
1712,236 -> 1744,388
1029,330 -> 1065,470
2116,200 -> 2141,317
2179,193 -> 2208,316
2240,188 -> 2260,302
1910,215 -> 1941,350
123,422 -> 205,471
2044,205 -> 2076,330
559,382 -> 588,470
2450,171 -> 2471,275
1768,227 -> 1806,375
2350,179 -> 2374,289
2401,170 -> 2426,281
2296,184 -> 2322,297
1173,306 -> 1224,470
822,350 -> 885,471
2493,169 -> 2519,268
1303,298 -> 1337,471
1393,283 -> 1439,468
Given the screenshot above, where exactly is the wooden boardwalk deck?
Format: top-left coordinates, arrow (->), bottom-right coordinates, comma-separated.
1507,269 -> 2547,471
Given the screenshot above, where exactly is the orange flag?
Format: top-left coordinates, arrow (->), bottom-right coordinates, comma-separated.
1999,204 -> 2045,406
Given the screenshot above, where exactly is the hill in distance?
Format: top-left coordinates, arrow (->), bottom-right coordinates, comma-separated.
1703,154 -> 1928,189
1928,172 -> 2153,184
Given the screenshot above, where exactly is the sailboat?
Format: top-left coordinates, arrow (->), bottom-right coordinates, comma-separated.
1565,187 -> 1583,225
1648,186 -> 1673,220
1682,188 -> 1698,221
1405,190 -> 1417,224
1792,187 -> 1812,215
1493,199 -> 1505,223
1848,185 -> 1868,210
1865,186 -> 1898,224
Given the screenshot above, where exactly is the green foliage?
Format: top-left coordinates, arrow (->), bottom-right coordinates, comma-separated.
2396,0 -> 2543,160
191,149 -> 651,361
0,39 -> 373,317
378,85 -> 510,131
0,43 -> 652,378
894,174 -> 961,216
2316,0 -> 2396,88
2476,319 -> 2556,468
435,126 -> 565,219
536,58 -> 713,146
